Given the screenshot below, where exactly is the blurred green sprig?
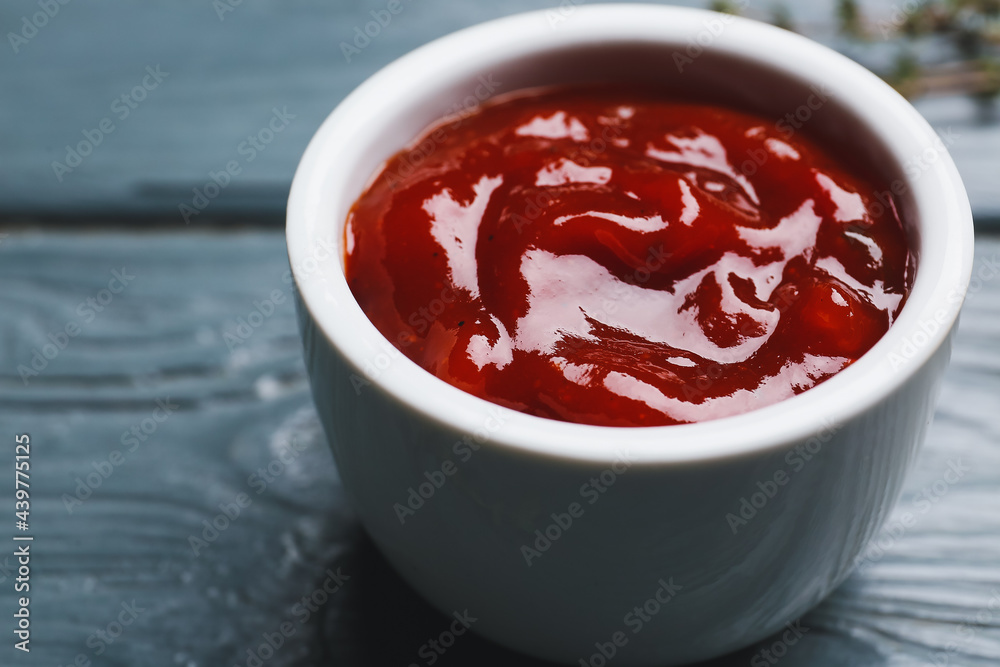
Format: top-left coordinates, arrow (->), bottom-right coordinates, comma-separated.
824,0 -> 999,110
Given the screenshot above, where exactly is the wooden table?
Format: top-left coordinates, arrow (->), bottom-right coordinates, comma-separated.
0,232 -> 996,666
1,1 -> 999,665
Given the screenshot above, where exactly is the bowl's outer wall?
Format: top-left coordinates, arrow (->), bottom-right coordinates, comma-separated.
287,7 -> 971,664
297,291 -> 954,666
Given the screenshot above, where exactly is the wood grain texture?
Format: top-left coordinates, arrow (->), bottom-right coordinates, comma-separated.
0,230 -> 997,666
1,0 -> 998,227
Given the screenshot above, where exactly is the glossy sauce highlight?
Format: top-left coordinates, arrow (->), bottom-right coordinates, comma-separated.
344,87 -> 913,427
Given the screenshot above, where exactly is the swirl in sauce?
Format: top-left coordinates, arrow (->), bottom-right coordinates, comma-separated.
345,87 -> 913,427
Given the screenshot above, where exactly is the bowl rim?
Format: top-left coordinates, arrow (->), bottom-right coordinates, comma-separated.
286,3 -> 975,465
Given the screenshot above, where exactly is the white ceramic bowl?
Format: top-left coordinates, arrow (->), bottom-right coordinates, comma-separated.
287,5 -> 974,665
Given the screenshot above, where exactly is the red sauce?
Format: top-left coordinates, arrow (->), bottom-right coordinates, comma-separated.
344,87 -> 913,427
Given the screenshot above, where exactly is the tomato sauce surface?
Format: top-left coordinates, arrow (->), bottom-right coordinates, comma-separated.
344,87 -> 913,427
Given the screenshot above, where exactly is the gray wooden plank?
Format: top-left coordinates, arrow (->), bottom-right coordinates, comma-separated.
1,0 -> 998,226
0,230 -> 998,665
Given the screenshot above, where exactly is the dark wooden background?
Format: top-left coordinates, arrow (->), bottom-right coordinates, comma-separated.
1,1 -> 998,665
2,0 -> 999,225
